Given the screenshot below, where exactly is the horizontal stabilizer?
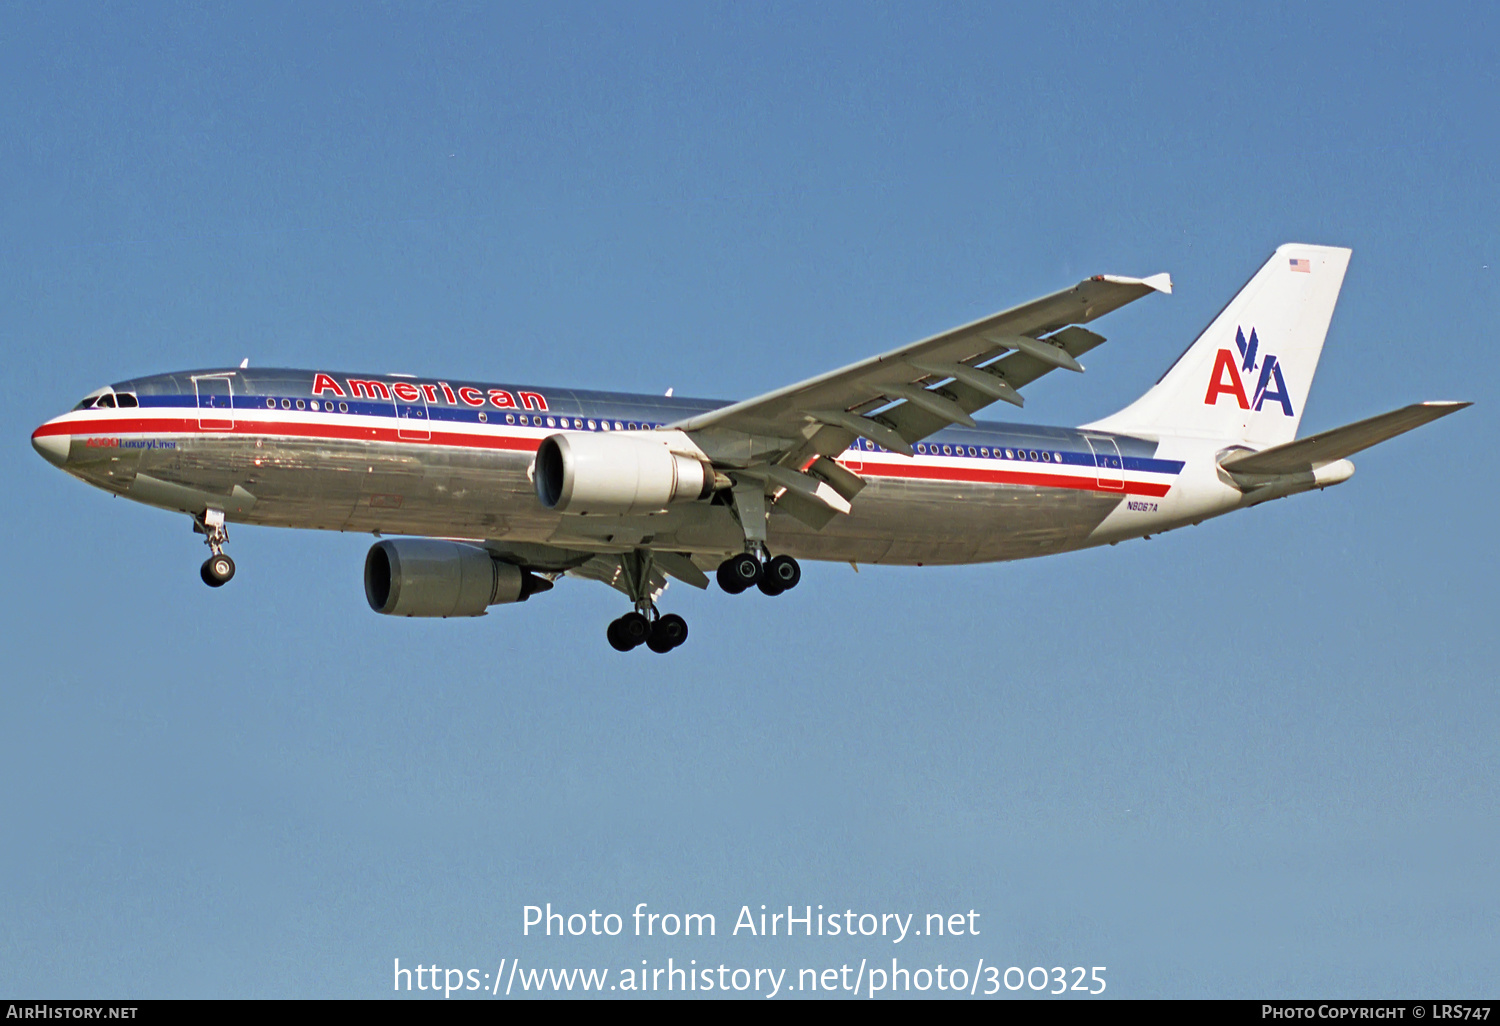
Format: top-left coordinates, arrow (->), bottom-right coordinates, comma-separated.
1219,401 -> 1470,475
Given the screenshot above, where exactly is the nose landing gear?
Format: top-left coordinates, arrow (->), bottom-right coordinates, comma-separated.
194,509 -> 235,587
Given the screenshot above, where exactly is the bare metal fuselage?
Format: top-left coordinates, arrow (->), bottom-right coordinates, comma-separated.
36,366 -> 1230,570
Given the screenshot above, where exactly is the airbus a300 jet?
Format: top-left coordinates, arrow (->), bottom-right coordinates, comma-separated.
31,244 -> 1467,653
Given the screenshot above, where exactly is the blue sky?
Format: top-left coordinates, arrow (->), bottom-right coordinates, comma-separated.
2,2 -> 1495,998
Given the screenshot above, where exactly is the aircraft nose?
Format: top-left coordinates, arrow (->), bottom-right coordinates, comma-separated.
31,427 -> 70,468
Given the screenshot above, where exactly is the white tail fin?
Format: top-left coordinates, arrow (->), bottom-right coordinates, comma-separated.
1084,244 -> 1352,446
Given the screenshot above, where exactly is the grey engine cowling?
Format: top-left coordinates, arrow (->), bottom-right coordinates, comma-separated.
364,539 -> 551,617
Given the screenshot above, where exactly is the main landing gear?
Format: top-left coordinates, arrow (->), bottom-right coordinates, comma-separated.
605,549 -> 688,654
194,509 -> 235,588
607,610 -> 688,654
716,550 -> 801,596
719,480 -> 801,596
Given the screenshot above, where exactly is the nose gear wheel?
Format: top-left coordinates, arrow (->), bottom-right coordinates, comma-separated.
201,554 -> 236,587
193,510 -> 235,587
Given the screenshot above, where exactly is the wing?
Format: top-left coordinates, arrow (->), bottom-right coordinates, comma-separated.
674,272 -> 1170,449
670,271 -> 1171,528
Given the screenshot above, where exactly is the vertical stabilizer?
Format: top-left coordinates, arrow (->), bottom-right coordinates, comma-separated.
1084,244 -> 1351,446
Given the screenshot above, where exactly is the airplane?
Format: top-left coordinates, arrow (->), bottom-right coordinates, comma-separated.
30,243 -> 1468,653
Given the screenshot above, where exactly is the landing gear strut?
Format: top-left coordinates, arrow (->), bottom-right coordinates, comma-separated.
194,509 -> 235,587
605,550 -> 689,654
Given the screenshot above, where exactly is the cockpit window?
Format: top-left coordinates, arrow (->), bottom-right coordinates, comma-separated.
74,389 -> 135,410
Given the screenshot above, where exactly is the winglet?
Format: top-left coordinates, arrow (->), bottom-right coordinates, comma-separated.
1100,272 -> 1172,295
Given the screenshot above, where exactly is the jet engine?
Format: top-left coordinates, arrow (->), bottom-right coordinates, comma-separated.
534,433 -> 714,515
364,539 -> 551,617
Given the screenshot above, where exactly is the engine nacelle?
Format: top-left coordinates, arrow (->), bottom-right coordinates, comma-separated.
534,432 -> 713,515
364,539 -> 551,617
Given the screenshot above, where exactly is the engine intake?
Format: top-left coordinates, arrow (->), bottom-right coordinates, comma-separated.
534,432 -> 712,515
364,539 -> 551,617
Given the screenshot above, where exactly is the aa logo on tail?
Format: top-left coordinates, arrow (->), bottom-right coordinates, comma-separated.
1204,328 -> 1294,416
